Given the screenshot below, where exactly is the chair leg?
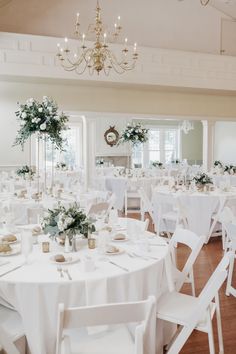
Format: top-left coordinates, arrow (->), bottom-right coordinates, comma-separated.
226,253 -> 235,296
206,310 -> 215,354
215,294 -> 224,354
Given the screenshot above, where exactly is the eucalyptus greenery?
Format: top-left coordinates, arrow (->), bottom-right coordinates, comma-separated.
193,173 -> 213,186
13,96 -> 69,150
151,161 -> 163,168
118,122 -> 149,146
213,160 -> 223,168
16,165 -> 35,180
42,203 -> 95,240
56,162 -> 68,171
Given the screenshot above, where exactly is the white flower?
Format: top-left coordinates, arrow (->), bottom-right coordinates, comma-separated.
127,133 -> 130,137
40,123 -> 47,130
21,112 -> 27,119
38,108 -> 43,113
135,135 -> 138,140
43,96 -> 48,101
20,121 -> 25,126
48,107 -> 52,113
54,115 -> 60,121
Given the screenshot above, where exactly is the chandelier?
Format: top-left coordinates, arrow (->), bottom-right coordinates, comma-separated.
56,1 -> 138,76
180,120 -> 194,134
200,0 -> 210,5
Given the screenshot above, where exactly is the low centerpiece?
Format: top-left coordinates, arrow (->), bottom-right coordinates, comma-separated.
16,165 -> 35,180
151,161 -> 163,168
224,165 -> 236,175
42,203 -> 95,251
56,162 -> 68,171
193,173 -> 213,191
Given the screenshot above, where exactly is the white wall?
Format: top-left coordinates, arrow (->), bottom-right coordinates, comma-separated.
214,121 -> 236,164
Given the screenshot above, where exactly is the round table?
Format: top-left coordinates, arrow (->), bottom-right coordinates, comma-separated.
152,186 -> 236,238
0,218 -> 170,354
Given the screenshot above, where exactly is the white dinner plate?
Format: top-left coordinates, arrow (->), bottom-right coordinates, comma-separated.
112,237 -> 129,243
0,245 -> 21,257
50,254 -> 80,265
105,248 -> 125,256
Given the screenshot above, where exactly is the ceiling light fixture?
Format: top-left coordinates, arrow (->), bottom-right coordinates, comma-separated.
56,1 -> 138,76
180,120 -> 194,134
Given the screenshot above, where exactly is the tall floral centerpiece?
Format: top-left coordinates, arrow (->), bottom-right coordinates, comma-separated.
13,96 -> 69,193
118,122 -> 149,168
193,173 -> 213,191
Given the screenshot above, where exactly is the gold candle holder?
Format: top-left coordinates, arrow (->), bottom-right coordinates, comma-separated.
42,241 -> 50,253
88,238 -> 96,249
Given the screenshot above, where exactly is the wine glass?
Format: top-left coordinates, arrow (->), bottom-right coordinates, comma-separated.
21,229 -> 33,264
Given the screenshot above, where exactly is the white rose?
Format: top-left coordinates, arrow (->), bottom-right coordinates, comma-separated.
21,112 -> 27,119
40,123 -> 46,130
38,108 -> 43,113
54,115 -> 60,121
127,133 -> 130,137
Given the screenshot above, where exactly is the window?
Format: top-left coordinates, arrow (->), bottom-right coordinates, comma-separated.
132,126 -> 180,167
37,124 -> 82,170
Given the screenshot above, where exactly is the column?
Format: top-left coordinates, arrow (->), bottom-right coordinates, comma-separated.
201,120 -> 215,171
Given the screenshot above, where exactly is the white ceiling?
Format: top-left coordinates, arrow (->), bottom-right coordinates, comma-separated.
0,0 -> 236,55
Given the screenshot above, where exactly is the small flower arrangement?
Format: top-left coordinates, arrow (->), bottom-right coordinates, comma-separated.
96,158 -> 104,166
118,122 -> 149,146
193,173 -> 213,186
42,203 -> 95,240
14,96 -> 69,150
171,159 -> 181,164
56,162 -> 68,171
224,165 -> 236,175
151,161 -> 163,168
214,160 -> 223,168
16,165 -> 35,180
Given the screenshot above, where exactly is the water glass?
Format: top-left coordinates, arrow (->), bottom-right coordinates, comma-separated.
21,229 -> 33,264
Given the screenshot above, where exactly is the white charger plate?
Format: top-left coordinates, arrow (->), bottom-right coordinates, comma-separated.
0,245 -> 21,257
105,248 -> 125,256
50,254 -> 80,265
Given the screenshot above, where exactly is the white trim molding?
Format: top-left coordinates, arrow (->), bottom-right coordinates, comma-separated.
1,32 -> 236,91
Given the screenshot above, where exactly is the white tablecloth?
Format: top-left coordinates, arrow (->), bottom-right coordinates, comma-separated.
152,187 -> 236,237
0,218 -> 170,354
96,176 -> 159,210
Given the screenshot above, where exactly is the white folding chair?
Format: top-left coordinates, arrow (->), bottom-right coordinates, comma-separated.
27,206 -> 44,224
87,202 -> 109,218
56,296 -> 156,354
218,207 -> 236,252
0,305 -> 25,354
169,228 -> 205,296
223,223 -> 236,297
157,253 -> 230,354
153,193 -> 185,239
138,187 -> 154,225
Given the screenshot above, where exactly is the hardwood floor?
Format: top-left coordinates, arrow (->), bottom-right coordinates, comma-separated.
126,213 -> 236,354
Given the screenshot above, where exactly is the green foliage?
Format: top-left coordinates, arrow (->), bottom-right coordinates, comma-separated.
13,96 -> 69,150
42,203 -> 95,240
118,122 -> 149,146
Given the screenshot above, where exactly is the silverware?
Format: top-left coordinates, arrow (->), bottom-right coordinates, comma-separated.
63,268 -> 72,280
57,266 -> 64,278
108,260 -> 129,272
0,264 -> 23,277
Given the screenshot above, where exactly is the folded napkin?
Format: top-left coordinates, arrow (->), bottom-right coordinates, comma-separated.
0,260 -> 24,277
